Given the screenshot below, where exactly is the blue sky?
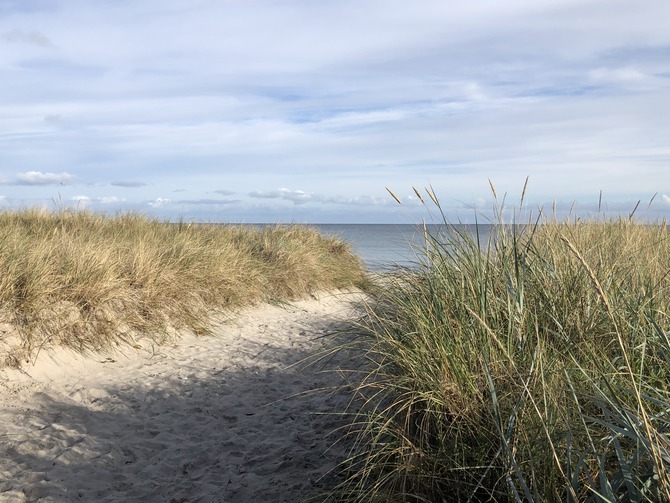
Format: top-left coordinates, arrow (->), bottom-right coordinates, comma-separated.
1,0 -> 669,223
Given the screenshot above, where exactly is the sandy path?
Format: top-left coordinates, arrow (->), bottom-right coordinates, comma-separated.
0,291 -> 367,502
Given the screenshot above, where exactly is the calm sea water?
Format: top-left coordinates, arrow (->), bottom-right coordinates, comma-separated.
313,224 -> 493,272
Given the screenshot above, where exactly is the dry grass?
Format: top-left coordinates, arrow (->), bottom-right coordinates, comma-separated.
0,209 -> 368,367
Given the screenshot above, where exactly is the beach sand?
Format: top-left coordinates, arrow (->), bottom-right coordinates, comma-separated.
0,290 -> 367,502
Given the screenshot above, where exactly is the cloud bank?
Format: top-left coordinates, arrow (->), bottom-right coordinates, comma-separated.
14,171 -> 76,186
0,0 -> 668,222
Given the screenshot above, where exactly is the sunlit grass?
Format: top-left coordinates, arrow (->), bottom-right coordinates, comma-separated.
337,184 -> 670,502
0,209 -> 368,367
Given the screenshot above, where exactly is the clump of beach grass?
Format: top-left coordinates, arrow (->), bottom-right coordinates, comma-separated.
338,183 -> 670,502
0,209 -> 368,367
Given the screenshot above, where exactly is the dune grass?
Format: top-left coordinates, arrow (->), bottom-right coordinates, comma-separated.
338,187 -> 670,502
0,209 -> 368,367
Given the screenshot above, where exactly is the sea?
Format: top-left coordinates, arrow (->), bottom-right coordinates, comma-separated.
311,224 -> 494,272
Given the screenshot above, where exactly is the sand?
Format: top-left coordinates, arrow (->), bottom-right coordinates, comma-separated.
0,290 -> 368,502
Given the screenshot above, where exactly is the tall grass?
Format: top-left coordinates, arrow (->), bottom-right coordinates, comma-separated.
0,209 -> 368,367
340,186 -> 670,502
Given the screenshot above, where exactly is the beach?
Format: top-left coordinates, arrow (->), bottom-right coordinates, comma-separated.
0,290 -> 366,502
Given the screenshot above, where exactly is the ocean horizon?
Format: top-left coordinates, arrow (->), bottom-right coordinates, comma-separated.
240,222 -> 495,271
312,223 -> 494,272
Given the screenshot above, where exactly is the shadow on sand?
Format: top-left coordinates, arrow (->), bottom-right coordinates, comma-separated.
0,314 -> 368,503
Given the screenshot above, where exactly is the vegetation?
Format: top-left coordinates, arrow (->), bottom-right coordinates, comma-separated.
0,209 -> 368,367
339,185 -> 670,502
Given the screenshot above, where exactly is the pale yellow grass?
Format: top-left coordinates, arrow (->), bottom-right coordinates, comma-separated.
0,209 -> 368,367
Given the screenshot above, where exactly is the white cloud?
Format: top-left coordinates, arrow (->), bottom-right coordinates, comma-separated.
249,188 -> 391,207
661,194 -> 670,206
590,67 -> 648,83
323,194 -> 390,206
175,198 -> 240,206
71,195 -> 91,208
317,109 -> 409,130
587,66 -> 662,91
148,198 -> 170,208
98,196 -> 123,204
15,171 -> 76,185
471,197 -> 489,210
249,188 -> 312,205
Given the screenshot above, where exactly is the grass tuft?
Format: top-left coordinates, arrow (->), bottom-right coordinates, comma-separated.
337,189 -> 670,502
0,209 -> 368,367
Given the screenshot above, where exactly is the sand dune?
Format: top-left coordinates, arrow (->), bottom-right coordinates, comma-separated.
0,291 -> 367,502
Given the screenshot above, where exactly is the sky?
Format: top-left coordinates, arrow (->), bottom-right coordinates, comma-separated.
1,0 -> 669,223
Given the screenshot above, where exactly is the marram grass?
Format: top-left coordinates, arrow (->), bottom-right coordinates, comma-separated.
336,188 -> 670,502
0,209 -> 368,367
